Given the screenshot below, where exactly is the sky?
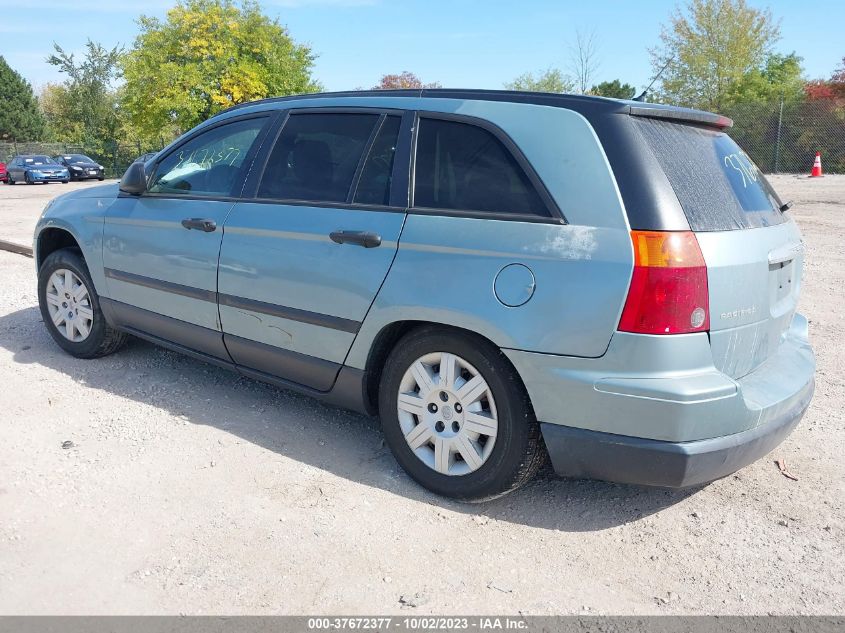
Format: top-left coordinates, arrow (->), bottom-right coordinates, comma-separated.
1,0 -> 843,94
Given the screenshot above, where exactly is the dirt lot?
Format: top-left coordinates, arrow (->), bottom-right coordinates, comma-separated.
0,176 -> 843,615
0,179 -> 117,248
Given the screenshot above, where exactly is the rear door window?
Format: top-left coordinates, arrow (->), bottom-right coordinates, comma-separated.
353,116 -> 401,206
258,112 -> 380,203
413,117 -> 550,217
633,118 -> 785,231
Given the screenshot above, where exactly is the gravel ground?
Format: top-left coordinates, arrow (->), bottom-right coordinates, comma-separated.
0,179 -> 117,248
0,175 -> 843,615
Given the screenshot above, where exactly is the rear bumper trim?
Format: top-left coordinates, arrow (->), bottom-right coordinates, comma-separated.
541,377 -> 813,488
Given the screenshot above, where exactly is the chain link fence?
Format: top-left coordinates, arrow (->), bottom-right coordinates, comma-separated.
720,98 -> 844,174
2,98 -> 843,177
0,140 -> 165,179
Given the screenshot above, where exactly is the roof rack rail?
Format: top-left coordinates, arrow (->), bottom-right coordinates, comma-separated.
217,89 -> 731,129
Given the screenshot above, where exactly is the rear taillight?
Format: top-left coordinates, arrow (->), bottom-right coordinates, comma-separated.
618,230 -> 709,335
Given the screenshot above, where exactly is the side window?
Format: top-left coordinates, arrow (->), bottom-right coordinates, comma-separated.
414,118 -> 550,217
148,117 -> 267,197
353,116 -> 401,206
258,113 -> 380,203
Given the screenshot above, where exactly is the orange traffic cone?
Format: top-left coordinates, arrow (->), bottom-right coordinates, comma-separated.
810,152 -> 824,177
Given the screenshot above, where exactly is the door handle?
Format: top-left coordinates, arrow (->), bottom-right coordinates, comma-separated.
329,230 -> 382,248
181,218 -> 217,232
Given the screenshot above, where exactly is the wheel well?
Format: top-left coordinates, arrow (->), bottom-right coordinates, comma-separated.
361,321 -> 531,416
37,229 -> 81,268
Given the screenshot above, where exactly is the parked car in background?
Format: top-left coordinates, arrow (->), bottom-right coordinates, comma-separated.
52,154 -> 105,181
33,90 -> 815,500
7,155 -> 69,185
0,162 -> 7,183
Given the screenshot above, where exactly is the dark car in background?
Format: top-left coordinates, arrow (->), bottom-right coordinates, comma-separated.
53,154 -> 105,181
6,155 -> 69,185
0,162 -> 7,183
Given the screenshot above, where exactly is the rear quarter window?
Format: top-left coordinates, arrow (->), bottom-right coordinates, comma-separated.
413,117 -> 550,218
632,118 -> 785,231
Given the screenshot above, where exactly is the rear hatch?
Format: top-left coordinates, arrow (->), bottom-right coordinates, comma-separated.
632,116 -> 803,379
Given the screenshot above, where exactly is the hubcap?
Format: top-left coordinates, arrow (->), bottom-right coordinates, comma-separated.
397,352 -> 498,476
45,269 -> 93,342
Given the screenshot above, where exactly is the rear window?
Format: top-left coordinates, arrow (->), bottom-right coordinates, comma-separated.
633,118 -> 785,231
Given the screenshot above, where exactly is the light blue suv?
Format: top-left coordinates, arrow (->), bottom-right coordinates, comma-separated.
34,90 -> 815,500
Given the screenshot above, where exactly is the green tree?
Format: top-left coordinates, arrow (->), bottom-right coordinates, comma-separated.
650,0 -> 780,110
39,83 -> 78,142
590,79 -> 636,99
121,0 -> 320,139
726,53 -> 805,104
372,71 -> 441,89
505,68 -> 574,93
0,56 -> 46,141
45,40 -> 123,150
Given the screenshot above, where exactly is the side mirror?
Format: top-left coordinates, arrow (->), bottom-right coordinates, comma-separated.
119,161 -> 148,195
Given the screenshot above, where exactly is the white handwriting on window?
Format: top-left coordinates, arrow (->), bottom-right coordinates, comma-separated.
724,152 -> 758,188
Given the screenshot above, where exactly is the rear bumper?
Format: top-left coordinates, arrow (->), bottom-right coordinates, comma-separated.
506,313 -> 815,487
541,376 -> 812,487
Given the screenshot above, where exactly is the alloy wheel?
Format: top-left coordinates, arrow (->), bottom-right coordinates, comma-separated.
397,352 -> 499,476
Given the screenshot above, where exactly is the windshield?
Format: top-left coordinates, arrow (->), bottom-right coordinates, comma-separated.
24,156 -> 55,166
632,118 -> 786,231
62,154 -> 96,164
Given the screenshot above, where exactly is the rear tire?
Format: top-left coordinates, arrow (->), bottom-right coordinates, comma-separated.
38,248 -> 127,359
378,326 -> 545,501
6,174 -> 13,185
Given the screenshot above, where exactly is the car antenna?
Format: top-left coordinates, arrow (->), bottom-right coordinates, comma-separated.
633,57 -> 673,102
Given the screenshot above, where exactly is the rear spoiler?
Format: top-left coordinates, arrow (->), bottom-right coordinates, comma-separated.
628,104 -> 733,129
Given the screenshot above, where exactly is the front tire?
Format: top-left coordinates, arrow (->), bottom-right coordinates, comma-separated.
38,248 -> 127,359
379,327 -> 545,501
25,172 -> 33,185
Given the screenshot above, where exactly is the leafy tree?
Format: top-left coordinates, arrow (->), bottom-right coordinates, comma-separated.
505,68 -> 574,93
804,80 -> 838,101
121,0 -> 320,139
0,56 -> 46,141
39,83 -> 77,142
45,40 -> 123,149
806,56 -> 845,100
650,0 -> 780,110
590,79 -> 636,99
372,71 -> 441,90
726,53 -> 805,104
